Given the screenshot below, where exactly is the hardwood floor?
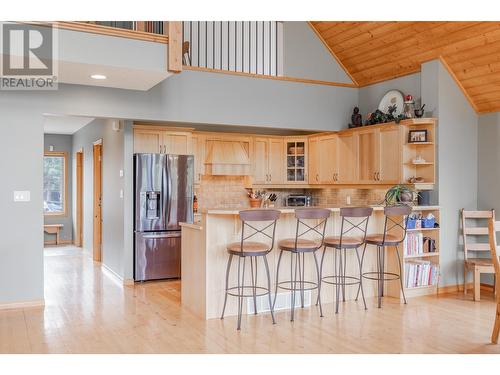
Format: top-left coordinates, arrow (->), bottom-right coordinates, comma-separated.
1,246 -> 499,353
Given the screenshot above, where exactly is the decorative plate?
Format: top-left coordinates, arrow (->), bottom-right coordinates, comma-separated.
378,90 -> 404,116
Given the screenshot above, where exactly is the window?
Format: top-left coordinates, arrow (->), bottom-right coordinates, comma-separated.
43,151 -> 67,216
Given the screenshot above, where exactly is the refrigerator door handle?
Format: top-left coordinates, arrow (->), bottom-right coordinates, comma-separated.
142,233 -> 181,239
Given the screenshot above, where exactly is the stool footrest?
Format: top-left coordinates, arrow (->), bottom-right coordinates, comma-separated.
276,280 -> 318,292
226,285 -> 271,298
321,275 -> 360,286
362,271 -> 400,281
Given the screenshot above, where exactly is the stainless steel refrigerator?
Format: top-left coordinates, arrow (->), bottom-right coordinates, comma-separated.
134,153 -> 194,281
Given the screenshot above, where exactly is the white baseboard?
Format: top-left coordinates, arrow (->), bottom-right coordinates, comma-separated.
101,263 -> 125,285
0,299 -> 45,310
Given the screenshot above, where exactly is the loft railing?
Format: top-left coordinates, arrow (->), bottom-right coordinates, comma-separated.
34,21 -> 170,43
182,21 -> 283,76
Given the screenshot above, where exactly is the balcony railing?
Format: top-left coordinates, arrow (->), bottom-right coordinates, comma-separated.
182,21 -> 283,76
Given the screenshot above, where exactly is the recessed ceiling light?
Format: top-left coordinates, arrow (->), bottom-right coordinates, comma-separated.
90,74 -> 107,80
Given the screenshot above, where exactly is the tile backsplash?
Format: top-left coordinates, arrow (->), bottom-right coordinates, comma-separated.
195,175 -> 389,210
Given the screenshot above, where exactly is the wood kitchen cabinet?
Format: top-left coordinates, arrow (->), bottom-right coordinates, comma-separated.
309,134 -> 338,184
253,137 -> 284,184
285,138 -> 307,184
134,126 -> 192,155
191,134 -> 205,184
337,132 -> 357,184
356,125 -> 402,184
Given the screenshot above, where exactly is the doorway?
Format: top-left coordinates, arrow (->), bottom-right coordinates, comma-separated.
75,149 -> 83,247
93,140 -> 103,262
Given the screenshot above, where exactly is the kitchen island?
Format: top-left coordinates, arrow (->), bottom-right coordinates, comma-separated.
180,206 -> 440,319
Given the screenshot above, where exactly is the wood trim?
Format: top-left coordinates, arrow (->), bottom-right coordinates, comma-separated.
75,150 -> 83,247
0,299 -> 45,311
133,124 -> 195,132
438,283 -> 495,295
43,151 -> 68,217
123,279 -> 135,286
307,21 -> 359,86
93,142 -> 103,263
439,56 -> 479,113
167,22 -> 183,73
26,22 -> 169,44
183,65 -> 358,88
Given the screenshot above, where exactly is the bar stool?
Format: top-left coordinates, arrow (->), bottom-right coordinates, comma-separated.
359,205 -> 412,308
273,208 -> 330,321
221,209 -> 281,330
319,207 -> 373,313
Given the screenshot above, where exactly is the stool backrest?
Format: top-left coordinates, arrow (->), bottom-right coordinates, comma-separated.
238,209 -> 281,253
382,204 -> 413,245
339,207 -> 373,245
292,208 -> 330,250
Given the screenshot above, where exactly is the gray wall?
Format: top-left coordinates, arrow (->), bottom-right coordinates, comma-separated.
478,113 -> 500,213
72,119 -> 125,278
421,60 -> 478,287
283,22 -> 352,84
358,72 -> 421,117
0,104 -> 44,304
43,134 -> 73,243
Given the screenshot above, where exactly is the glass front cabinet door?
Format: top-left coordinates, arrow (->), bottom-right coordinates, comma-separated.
285,139 -> 307,183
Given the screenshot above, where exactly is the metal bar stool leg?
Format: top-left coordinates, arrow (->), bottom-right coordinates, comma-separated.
237,256 -> 246,330
313,250 -> 323,317
381,246 -> 385,297
356,243 -> 368,301
263,255 -> 276,324
273,250 -> 283,311
335,248 -> 341,314
316,247 -> 326,306
250,257 -> 257,315
342,247 -> 347,302
221,254 -> 233,319
395,245 -> 407,304
355,247 -> 367,310
297,251 -> 303,308
377,246 -> 382,308
290,252 -> 298,322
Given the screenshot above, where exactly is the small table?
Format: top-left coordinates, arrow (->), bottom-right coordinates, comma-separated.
44,224 -> 64,245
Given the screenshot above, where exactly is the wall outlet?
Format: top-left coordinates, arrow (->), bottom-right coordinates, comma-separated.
346,195 -> 351,205
120,189 -> 124,199
13,191 -> 30,202
119,169 -> 124,178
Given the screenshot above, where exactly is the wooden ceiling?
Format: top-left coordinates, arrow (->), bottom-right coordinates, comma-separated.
309,21 -> 500,113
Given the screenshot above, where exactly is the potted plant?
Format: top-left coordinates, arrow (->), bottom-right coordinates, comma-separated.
384,185 -> 417,206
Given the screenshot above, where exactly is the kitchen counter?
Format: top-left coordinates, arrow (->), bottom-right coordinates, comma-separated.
181,205 -> 441,320
204,205 -> 440,215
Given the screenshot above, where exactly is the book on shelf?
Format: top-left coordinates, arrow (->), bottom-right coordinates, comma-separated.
404,260 -> 439,288
403,232 -> 437,256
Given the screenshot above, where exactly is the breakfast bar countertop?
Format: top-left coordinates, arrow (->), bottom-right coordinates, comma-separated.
203,205 -> 440,215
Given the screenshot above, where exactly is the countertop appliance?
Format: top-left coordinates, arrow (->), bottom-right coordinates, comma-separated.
134,153 -> 194,281
286,194 -> 312,207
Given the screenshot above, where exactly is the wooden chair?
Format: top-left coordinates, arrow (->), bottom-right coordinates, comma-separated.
487,213 -> 500,344
461,209 -> 496,301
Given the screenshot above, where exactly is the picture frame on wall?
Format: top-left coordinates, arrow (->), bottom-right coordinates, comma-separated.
408,129 -> 428,143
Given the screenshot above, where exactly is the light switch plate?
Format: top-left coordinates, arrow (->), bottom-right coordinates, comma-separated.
14,191 -> 30,202
119,189 -> 124,199
119,169 -> 124,177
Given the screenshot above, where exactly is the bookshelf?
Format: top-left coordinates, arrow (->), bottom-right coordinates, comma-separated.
387,206 -> 441,299
401,119 -> 437,190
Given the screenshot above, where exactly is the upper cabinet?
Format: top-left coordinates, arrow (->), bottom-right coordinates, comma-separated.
337,132 -> 357,184
134,126 -> 192,155
191,134 -> 205,184
285,138 -> 307,184
253,137 -> 284,184
309,134 -> 338,184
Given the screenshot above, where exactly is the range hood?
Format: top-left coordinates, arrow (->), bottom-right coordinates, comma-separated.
204,140 -> 251,176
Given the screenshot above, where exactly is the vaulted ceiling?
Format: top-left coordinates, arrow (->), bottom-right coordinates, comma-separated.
309,21 -> 500,113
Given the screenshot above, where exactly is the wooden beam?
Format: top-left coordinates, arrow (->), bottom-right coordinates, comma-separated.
167,21 -> 183,73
